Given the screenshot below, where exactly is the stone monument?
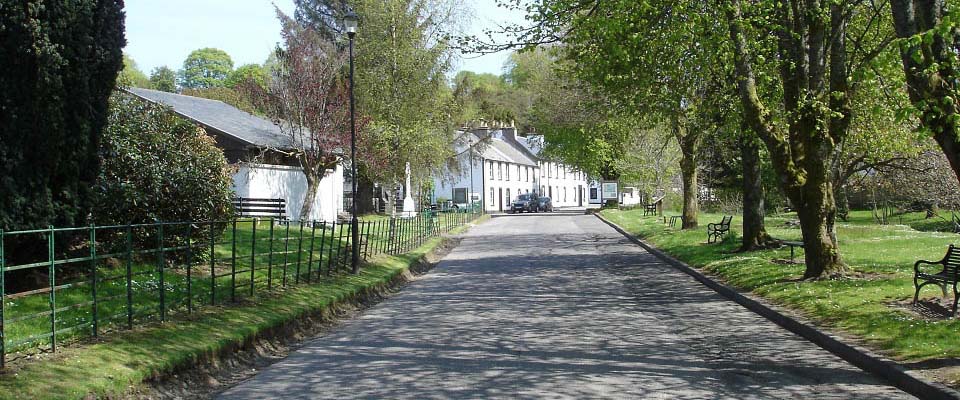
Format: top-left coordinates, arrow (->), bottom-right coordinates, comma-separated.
402,162 -> 416,217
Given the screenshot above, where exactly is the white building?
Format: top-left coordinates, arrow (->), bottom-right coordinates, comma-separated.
432,126 -> 591,212
129,88 -> 344,221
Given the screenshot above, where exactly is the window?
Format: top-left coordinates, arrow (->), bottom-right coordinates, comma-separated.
489,188 -> 495,206
547,162 -> 552,178
506,188 -> 511,203
541,162 -> 545,177
525,167 -> 529,182
488,161 -> 494,179
498,162 -> 503,180
541,185 -> 545,194
506,162 -> 510,180
564,187 -> 567,202
563,166 -> 567,179
517,165 -> 521,180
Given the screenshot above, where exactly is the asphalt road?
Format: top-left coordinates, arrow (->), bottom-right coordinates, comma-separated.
219,212 -> 912,399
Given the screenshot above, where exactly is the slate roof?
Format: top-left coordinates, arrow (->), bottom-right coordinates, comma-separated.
489,135 -> 537,166
128,88 -> 292,149
454,129 -> 538,166
519,135 -> 545,157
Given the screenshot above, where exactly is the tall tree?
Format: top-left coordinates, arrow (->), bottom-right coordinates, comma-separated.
179,47 -> 234,89
889,1 -> 960,188
723,0 -> 893,278
295,0 -> 462,213
150,66 -> 178,92
0,0 -> 126,230
226,63 -> 268,89
248,10 -> 353,220
558,1 -> 730,229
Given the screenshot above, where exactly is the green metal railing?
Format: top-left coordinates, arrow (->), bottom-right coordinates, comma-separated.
0,208 -> 481,368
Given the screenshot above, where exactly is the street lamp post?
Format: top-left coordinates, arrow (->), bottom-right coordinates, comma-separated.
344,10 -> 360,274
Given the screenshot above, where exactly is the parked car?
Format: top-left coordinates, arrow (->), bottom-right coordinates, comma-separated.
537,196 -> 554,212
511,193 -> 539,213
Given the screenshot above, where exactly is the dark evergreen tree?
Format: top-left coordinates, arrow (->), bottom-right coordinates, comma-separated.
0,0 -> 126,230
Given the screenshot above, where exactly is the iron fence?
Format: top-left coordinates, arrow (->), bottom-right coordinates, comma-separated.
0,208 -> 481,368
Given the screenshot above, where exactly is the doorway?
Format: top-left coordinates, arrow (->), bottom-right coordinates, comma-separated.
498,188 -> 503,211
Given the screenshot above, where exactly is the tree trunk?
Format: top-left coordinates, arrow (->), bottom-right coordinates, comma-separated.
355,164 -> 376,214
725,0 -> 847,278
794,176 -> 843,278
737,130 -> 776,251
679,153 -> 699,229
676,118 -> 699,229
300,173 -> 320,221
891,1 -> 960,187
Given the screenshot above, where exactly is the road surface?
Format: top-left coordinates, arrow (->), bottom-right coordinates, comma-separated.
220,212 -> 911,399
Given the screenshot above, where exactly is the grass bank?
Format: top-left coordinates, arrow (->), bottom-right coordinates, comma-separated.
0,216 -> 485,400
599,209 -> 960,371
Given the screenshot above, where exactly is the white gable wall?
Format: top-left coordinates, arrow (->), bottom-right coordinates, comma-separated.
233,163 -> 344,222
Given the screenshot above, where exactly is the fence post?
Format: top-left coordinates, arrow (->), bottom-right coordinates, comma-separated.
158,223 -> 166,322
326,220 -> 337,276
307,222 -> 317,283
230,219 -> 237,302
363,221 -> 371,259
126,226 -> 134,329
282,222 -> 291,286
379,219 -> 387,255
250,219 -> 257,296
267,218 -> 275,290
89,224 -> 98,337
339,223 -> 348,269
209,222 -> 216,306
0,229 -> 5,369
317,222 -> 327,278
295,221 -> 304,284
392,218 -> 399,254
186,223 -> 194,314
48,225 -> 56,353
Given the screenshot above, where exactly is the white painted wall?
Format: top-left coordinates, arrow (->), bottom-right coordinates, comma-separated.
432,152 -> 485,209
536,161 -> 590,208
232,163 -> 344,222
433,157 -> 591,212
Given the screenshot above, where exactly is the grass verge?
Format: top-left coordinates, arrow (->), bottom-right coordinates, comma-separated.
599,209 -> 960,375
0,217 -> 484,400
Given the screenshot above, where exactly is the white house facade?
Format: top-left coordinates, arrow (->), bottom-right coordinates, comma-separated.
432,126 -> 591,212
232,163 -> 343,221
129,88 -> 345,222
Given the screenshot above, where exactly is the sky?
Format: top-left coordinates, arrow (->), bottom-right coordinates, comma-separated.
123,0 -> 525,78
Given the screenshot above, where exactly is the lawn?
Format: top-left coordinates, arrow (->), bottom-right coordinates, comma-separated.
600,208 -> 960,363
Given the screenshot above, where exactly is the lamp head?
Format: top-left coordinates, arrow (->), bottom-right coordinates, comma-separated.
344,10 -> 358,38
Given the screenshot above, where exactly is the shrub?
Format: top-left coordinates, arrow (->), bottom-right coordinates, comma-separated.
94,92 -> 235,227
0,1 -> 125,231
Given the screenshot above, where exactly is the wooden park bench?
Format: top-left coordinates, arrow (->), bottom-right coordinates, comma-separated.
233,197 -> 287,220
707,215 -> 733,243
913,244 -> 960,316
644,196 -> 663,216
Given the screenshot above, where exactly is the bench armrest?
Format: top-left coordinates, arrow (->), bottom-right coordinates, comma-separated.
914,259 -> 942,274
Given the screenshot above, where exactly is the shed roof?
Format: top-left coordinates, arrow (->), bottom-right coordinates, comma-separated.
128,88 -> 292,149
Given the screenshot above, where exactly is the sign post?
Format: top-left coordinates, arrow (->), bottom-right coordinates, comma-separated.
601,181 -> 618,207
